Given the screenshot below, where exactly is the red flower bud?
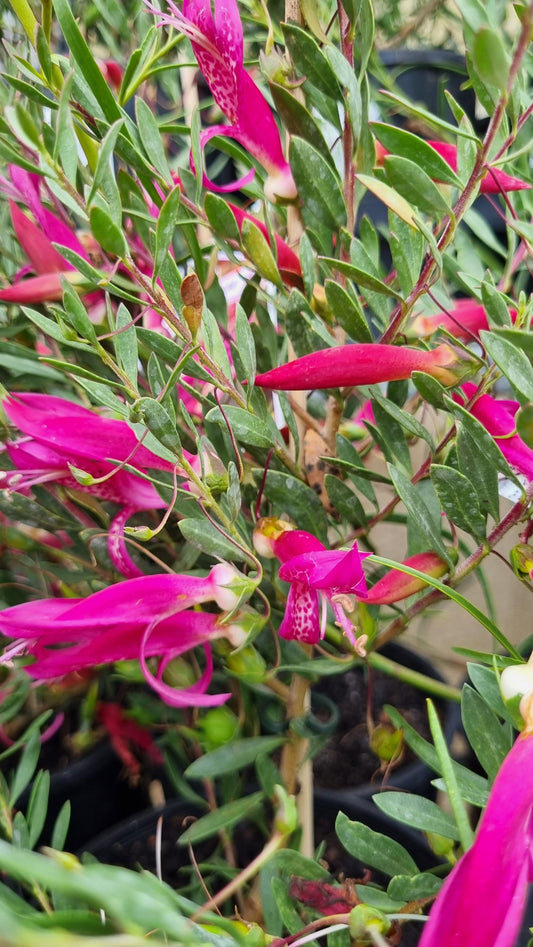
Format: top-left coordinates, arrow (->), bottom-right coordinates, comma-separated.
255,343 -> 477,391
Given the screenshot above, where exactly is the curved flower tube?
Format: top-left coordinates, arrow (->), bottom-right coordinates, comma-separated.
419,729 -> 533,947
144,0 -> 296,200
0,564 -> 242,707
254,343 -> 478,391
2,393 -> 188,578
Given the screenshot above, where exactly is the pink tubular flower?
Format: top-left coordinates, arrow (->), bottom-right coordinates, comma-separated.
1,393 -> 185,578
254,343 -> 477,391
375,139 -> 531,194
457,382 -> 533,481
144,0 -> 296,200
0,167 -> 102,310
419,729 -> 533,947
0,564 -> 242,707
365,551 -> 449,604
254,519 -> 369,649
412,299 -> 517,341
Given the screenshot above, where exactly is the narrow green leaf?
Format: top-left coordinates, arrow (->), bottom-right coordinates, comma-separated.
206,405 -> 278,449
153,184 -> 181,280
27,770 -> 50,848
185,736 -> 285,779
472,26 -> 509,93
179,517 -> 249,562
270,82 -> 334,166
356,173 -> 418,228
89,204 -> 128,258
467,663 -> 507,718
114,303 -> 138,386
480,330 -> 533,403
372,123 -> 463,187
324,475 -> 367,526
53,0 -> 123,123
10,731 -> 41,807
201,307 -> 232,380
282,23 -> 341,101
428,700 -> 474,850
86,118 -> 125,221
178,792 -> 264,845
235,303 -> 256,388
335,811 -> 419,877
135,96 -> 172,183
372,388 -> 434,450
461,684 -> 512,781
204,192 -> 240,242
372,792 -> 460,840
241,218 -> 282,286
325,45 -> 362,140
320,257 -> 403,300
325,280 -> 373,342
135,397 -> 181,454
430,464 -> 487,539
61,282 -> 98,344
384,155 -> 452,218
290,138 -> 346,234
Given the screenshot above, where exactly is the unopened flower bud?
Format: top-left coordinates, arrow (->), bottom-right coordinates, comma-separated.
199,706 -> 240,749
369,721 -> 404,763
67,463 -> 95,486
510,543 -> 533,583
366,550 -> 454,604
252,516 -> 295,558
349,904 -> 391,941
226,645 -> 267,683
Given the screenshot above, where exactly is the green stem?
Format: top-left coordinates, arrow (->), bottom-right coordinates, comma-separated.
367,651 -> 461,703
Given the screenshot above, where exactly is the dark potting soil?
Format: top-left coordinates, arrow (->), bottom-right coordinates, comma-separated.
312,664 -> 433,791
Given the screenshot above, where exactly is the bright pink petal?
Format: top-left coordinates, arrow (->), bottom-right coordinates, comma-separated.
278,581 -> 321,643
279,545 -> 368,597
459,383 -> 533,481
425,141 -> 530,194
4,393 -> 176,472
419,732 -> 533,947
273,529 -> 326,563
9,201 -> 67,274
0,272 -> 66,303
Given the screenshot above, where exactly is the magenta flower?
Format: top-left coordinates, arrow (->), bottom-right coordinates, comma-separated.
0,167 -> 102,309
254,342 -> 477,391
412,299 -> 517,341
2,393 -> 184,578
144,0 -> 296,200
0,564 -> 242,707
457,383 -> 533,481
254,520 -> 369,648
419,729 -> 533,947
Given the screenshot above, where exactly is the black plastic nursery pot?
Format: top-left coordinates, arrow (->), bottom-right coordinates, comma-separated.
311,641 -> 461,803
17,738 -> 151,852
79,791 -> 433,945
